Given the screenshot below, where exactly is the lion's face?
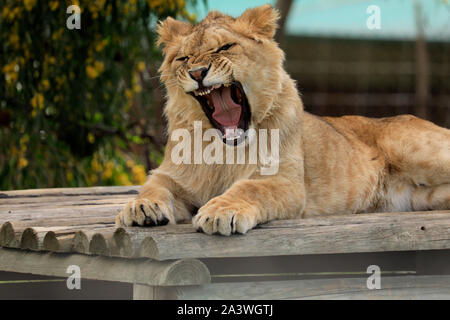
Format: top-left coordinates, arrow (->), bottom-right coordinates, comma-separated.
157,5 -> 284,143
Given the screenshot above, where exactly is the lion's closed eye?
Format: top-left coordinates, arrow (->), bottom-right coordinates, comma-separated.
176,56 -> 189,62
215,43 -> 235,53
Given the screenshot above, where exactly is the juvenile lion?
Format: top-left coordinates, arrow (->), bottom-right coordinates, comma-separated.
116,5 -> 450,235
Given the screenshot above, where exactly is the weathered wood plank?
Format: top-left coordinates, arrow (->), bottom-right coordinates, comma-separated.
0,247 -> 210,286
0,186 -> 139,198
0,194 -> 133,208
129,211 -> 450,260
0,207 -> 121,227
0,200 -> 129,214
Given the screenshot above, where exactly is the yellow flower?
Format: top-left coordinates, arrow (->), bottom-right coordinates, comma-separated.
24,0 -> 37,11
147,0 -> 164,10
30,92 -> 44,109
126,159 -> 135,168
95,39 -> 107,52
137,61 -> 146,72
91,158 -> 103,172
86,65 -> 98,79
133,83 -> 142,93
177,0 -> 185,8
87,173 -> 98,185
56,76 -> 66,87
106,161 -> 114,169
1,7 -> 9,19
42,79 -> 50,90
86,61 -> 104,79
49,1 -> 59,11
125,89 -> 133,99
95,60 -> 104,71
131,165 -> 147,184
5,6 -> 22,21
24,47 -> 30,59
20,135 -> 29,145
102,168 -> 113,179
117,173 -> 131,186
18,157 -> 28,169
5,72 -> 18,84
52,29 -> 64,41
66,172 -> 74,182
2,61 -> 17,74
87,132 -> 95,144
8,34 -> 20,49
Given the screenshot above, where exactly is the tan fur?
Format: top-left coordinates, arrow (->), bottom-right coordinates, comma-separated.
116,5 -> 450,235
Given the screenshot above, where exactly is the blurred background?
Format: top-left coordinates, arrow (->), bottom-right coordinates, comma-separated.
0,0 -> 449,191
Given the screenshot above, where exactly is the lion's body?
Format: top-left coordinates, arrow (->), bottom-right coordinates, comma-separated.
303,113 -> 450,216
116,5 -> 450,235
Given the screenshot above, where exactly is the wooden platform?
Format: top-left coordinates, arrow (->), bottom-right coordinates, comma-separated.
0,186 -> 449,299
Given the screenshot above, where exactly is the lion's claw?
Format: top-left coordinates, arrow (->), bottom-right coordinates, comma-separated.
116,198 -> 174,227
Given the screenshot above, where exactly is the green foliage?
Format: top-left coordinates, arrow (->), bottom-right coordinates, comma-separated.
0,0 -> 198,190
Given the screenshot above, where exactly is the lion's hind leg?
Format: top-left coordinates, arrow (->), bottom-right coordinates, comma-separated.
377,115 -> 450,212
410,184 -> 450,211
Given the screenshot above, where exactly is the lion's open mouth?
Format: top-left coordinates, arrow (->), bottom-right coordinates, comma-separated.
190,81 -> 251,144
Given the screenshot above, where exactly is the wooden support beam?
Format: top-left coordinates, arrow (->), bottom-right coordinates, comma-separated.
169,275 -> 450,300
133,284 -> 179,300
0,248 -> 210,286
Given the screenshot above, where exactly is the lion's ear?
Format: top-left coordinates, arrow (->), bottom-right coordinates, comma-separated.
205,10 -> 225,21
235,4 -> 280,40
156,17 -> 192,49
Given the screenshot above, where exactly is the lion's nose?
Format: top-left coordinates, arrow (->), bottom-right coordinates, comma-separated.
189,66 -> 209,82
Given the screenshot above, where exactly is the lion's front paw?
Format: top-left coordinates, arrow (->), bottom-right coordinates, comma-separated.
116,197 -> 174,227
192,199 -> 258,236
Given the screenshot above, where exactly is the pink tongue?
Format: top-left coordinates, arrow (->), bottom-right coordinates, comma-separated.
210,87 -> 241,127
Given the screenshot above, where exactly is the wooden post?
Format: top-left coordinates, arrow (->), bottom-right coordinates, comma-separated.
0,248 -> 211,286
